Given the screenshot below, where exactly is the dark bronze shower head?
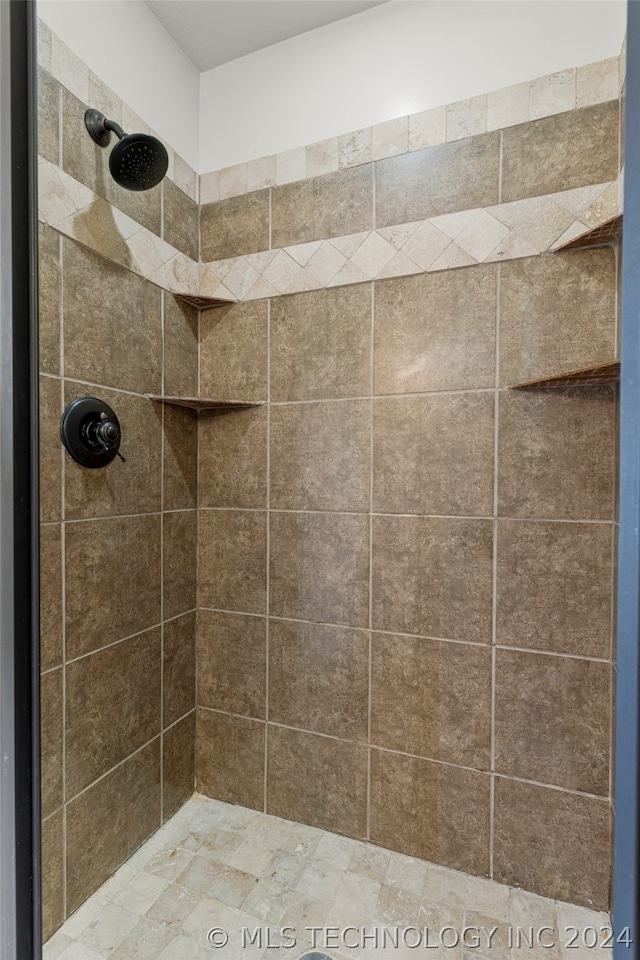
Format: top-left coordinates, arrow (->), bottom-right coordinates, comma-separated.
84,108 -> 169,192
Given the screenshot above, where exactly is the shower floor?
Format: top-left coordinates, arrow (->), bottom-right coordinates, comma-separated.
44,793 -> 611,960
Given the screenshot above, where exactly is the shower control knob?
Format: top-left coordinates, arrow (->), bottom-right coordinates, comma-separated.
61,397 -> 124,469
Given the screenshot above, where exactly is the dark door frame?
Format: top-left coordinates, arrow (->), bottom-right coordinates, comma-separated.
0,2 -> 41,958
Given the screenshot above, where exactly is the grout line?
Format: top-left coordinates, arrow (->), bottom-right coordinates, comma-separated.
63,613 -> 196,667
197,505 -> 614,525
160,312 -> 165,822
58,231 -> 68,919
367,280 -> 375,841
489,262 -> 501,879
264,296 -> 272,813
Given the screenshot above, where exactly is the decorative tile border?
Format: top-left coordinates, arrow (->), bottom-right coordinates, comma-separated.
39,154 -> 621,307
199,56 -> 621,205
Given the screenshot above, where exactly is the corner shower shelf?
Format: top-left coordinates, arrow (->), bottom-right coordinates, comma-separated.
510,359 -> 620,390
556,214 -> 622,252
174,294 -> 235,311
148,395 -> 265,410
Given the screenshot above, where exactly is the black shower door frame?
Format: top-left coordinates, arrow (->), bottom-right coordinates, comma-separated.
0,1 -> 41,959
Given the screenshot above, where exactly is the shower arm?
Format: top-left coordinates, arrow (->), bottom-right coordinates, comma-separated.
103,118 -> 126,141
84,108 -> 128,148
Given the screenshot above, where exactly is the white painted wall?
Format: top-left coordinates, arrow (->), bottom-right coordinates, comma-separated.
38,0 -> 200,168
199,0 -> 626,172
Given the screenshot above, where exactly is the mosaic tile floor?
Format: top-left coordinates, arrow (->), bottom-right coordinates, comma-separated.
44,794 -> 612,960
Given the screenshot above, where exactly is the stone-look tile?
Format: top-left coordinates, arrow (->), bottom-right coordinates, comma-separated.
530,69 -> 576,120
499,249 -> 616,387
88,71 -> 122,128
163,179 -> 199,262
219,162 -> 248,200
196,709 -> 265,810
66,740 -> 161,914
271,166 -> 373,248
373,393 -> 494,516
306,138 -> 339,178
446,95 -> 487,141
40,375 -> 62,523
163,712 -> 196,820
65,627 -> 162,797
64,383 -> 162,519
487,82 -> 530,132
61,89 -> 161,235
41,668 -> 63,818
39,224 -> 61,376
200,191 -> 269,261
372,516 -> 493,642
577,58 -> 619,108
163,611 -> 196,727
271,285 -> 371,402
62,240 -> 162,395
497,387 -> 616,521
65,514 -> 161,659
374,266 -> 497,394
199,170 -> 220,205
42,810 -> 64,942
37,18 -> 52,71
493,777 -> 610,910
339,128 -> 372,168
375,133 -> 500,229
408,107 -> 446,152
267,726 -> 368,839
163,405 -> 197,511
276,147 -> 306,185
371,634 -> 491,768
270,512 -> 370,627
269,620 -> 369,741
199,407 -> 268,509
501,102 -> 619,204
199,301 -> 268,401
38,67 -> 60,165
496,520 -> 613,658
197,610 -> 266,719
270,401 -> 370,512
247,155 -> 276,192
174,154 -> 198,202
40,523 -> 63,671
495,649 -> 610,796
112,916 -> 174,960
198,509 -> 267,614
163,510 -> 197,620
163,295 -> 198,398
372,117 -> 409,161
370,749 -> 491,876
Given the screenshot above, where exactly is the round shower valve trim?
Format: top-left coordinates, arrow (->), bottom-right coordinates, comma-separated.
61,396 -> 126,469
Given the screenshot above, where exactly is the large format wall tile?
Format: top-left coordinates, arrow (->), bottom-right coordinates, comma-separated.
196,709 -> 265,810
269,620 -> 369,741
197,610 -> 266,718
163,295 -> 198,398
498,387 -> 616,520
163,510 -> 197,619
201,191 -> 269,261
163,179 -> 199,261
39,223 -> 61,376
499,249 -> 616,387
373,393 -> 494,516
496,520 -> 613,658
65,627 -> 162,797
41,668 -> 63,818
40,524 -> 63,671
64,383 -> 162,519
267,725 -> 368,838
270,512 -> 370,627
271,285 -> 372,402
198,510 -> 267,613
370,748 -> 491,876
65,740 -> 161,914
61,89 -> 162,235
374,266 -> 497,394
38,67 -> 60,166
271,166 -> 373,248
163,405 -> 198,511
270,401 -> 370,512
494,649 -> 610,795
40,375 -> 62,524
372,516 -> 493,642
375,133 -> 500,228
199,301 -> 268,401
62,239 -> 162,395
370,633 -> 491,768
501,101 -> 619,203
199,407 -> 268,509
163,611 -> 196,727
65,514 -> 161,659
493,777 -> 610,909
42,811 -> 64,942
163,711 -> 196,820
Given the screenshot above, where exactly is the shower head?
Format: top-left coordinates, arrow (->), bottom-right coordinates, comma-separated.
84,108 -> 169,192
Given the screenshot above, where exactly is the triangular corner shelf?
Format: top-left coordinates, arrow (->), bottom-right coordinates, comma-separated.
510,359 -> 620,390
556,214 -> 622,252
173,293 -> 236,311
148,395 -> 265,410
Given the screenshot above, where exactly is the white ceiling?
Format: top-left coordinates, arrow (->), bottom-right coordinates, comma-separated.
145,0 -> 388,72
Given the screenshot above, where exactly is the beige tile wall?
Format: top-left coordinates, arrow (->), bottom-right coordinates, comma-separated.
196,243 -> 618,913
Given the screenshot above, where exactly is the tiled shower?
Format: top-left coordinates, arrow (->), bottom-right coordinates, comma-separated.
38,12 -> 622,953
